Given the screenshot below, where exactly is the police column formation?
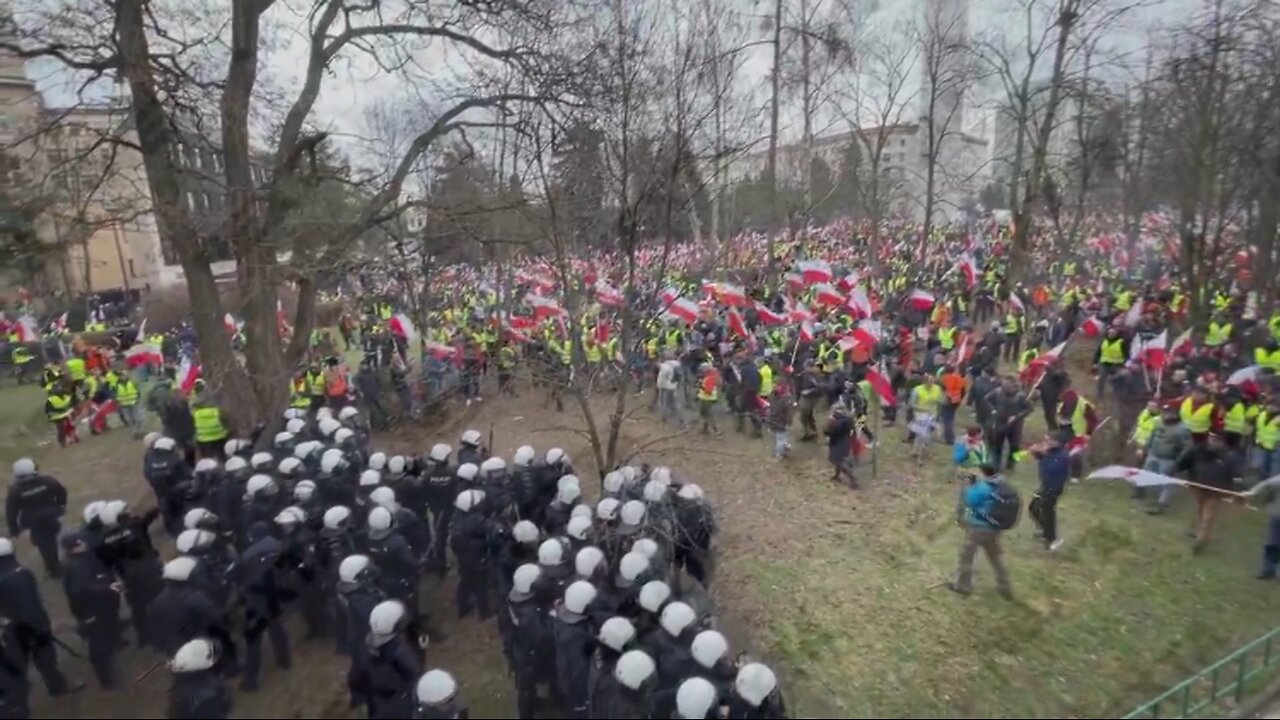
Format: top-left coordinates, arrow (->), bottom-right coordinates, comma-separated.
0,404 -> 786,720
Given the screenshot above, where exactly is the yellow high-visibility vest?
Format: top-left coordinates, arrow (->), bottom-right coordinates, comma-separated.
913,384 -> 942,416
759,364 -> 774,397
192,406 -> 228,443
1205,321 -> 1232,347
1180,398 -> 1214,434
938,326 -> 956,350
1099,338 -> 1126,365
115,378 -> 140,407
1257,411 -> 1280,451
1132,409 -> 1158,447
1254,347 -> 1280,373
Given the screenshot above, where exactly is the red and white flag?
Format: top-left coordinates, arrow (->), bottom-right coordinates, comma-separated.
907,289 -> 935,311
665,298 -> 700,325
1170,328 -> 1194,356
714,282 -> 749,307
755,302 -> 787,327
784,272 -> 805,291
177,357 -> 202,394
14,315 -> 38,342
797,259 -> 833,285
54,312 -> 68,332
1080,316 -> 1104,338
844,287 -> 872,319
595,281 -> 624,307
852,319 -> 882,349
389,312 -> 416,338
1007,292 -> 1025,314
727,308 -> 748,339
424,340 -> 459,359
1088,465 -> 1187,489
957,253 -> 977,288
814,284 -> 844,307
125,342 -> 164,369
786,299 -> 814,324
1023,340 -> 1069,383
223,313 -> 237,335
1122,300 -> 1143,327
526,294 -> 566,320
799,321 -> 815,344
865,363 -> 897,406
660,287 -> 680,306
1228,365 -> 1260,386
837,270 -> 862,292
1131,329 -> 1168,370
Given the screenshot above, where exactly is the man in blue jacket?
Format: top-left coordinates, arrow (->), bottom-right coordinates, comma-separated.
1030,430 -> 1072,551
947,464 -> 1013,599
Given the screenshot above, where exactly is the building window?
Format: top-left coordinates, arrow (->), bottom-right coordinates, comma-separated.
202,192 -> 212,210
185,191 -> 196,211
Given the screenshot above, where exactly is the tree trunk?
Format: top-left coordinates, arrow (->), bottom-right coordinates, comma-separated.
765,0 -> 783,272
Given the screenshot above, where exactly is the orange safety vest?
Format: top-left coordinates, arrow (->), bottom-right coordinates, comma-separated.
325,367 -> 348,397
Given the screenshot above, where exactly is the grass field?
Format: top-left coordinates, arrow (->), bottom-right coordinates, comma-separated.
1,363 -> 1277,718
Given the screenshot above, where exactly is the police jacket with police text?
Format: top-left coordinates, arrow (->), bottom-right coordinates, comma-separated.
6,474 -> 67,534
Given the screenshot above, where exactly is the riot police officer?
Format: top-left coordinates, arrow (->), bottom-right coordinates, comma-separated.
95,500 -> 163,649
167,638 -> 233,720
60,532 -> 122,688
231,522 -> 292,692
6,458 -> 67,577
0,538 -> 77,696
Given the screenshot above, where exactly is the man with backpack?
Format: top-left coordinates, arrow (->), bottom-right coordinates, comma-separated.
947,464 -> 1015,599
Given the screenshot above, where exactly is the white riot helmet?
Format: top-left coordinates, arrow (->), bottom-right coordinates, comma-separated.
480,457 -> 507,477
368,486 -> 397,510
245,474 -> 277,499
456,463 -> 479,483
570,504 -> 593,521
734,663 -> 778,707
368,506 -> 395,539
82,500 -> 106,525
320,448 -> 345,474
162,556 -> 198,582
603,471 -> 624,494
387,455 -> 408,475
277,457 -> 302,478
428,443 -> 452,463
11,458 -> 35,478
454,489 -> 485,512
510,563 -> 541,601
194,458 -> 218,475
338,554 -> 373,588
223,438 -> 249,457
416,669 -> 458,706
175,529 -> 215,554
333,428 -> 354,446
143,431 -> 161,448
368,600 -> 406,645
513,445 -> 536,467
557,474 -> 581,493
620,466 -> 640,483
631,537 -> 659,560
556,484 -> 581,505
275,506 -> 306,528
283,408 -> 306,420
649,466 -> 672,486
677,483 -> 705,500
169,638 -> 219,673
293,441 -> 317,460
99,500 -> 128,528
512,520 -> 539,544
691,630 -> 730,670
596,498 -> 621,521
676,677 -> 719,719
618,551 -> 650,585
638,580 -> 671,613
224,456 -> 248,475
619,500 -> 646,530
613,650 -> 656,691
368,452 -> 388,471
566,515 -> 592,541
660,601 -> 697,638
563,580 -> 597,615
323,505 -> 353,531
338,406 -> 359,421
318,417 -> 342,438
250,452 -> 274,471
545,448 -> 568,465
0,538 -> 11,558
460,429 -> 481,447
642,480 -> 667,503
285,418 -> 307,435
597,616 -> 636,653
273,431 -> 295,449
359,469 -> 381,488
183,508 -> 218,530
293,480 -> 316,502
537,538 -> 566,567
316,406 -> 333,422
154,436 -> 176,452
574,546 -> 605,578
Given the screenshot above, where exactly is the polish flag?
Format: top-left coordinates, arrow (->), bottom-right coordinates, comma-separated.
503,324 -> 531,344
957,254 -> 977,288
1088,465 -> 1186,488
424,340 -> 459,359
135,318 -> 147,344
1131,329 -> 1168,370
907,289 -> 936,311
837,270 -> 862,292
389,312 -> 416,338
14,315 -> 38,342
124,342 -> 164,369
665,298 -> 700,325
509,315 -> 537,331
755,303 -> 787,327
1170,328 -> 1194,356
851,319 -> 882,348
1228,365 -> 1260,386
714,282 -> 749,307
784,272 -> 805,291
727,308 -> 749,339
660,287 -> 680,306
1080,316 -> 1104,338
797,259 -> 833,285
787,299 -> 814,324
596,281 -> 624,307
54,312 -> 69,332
526,294 -> 566,320
177,357 -> 202,394
865,363 -> 897,406
799,321 -> 815,344
223,313 -> 237,334
844,287 -> 872,319
1023,340 -> 1068,383
814,284 -> 844,307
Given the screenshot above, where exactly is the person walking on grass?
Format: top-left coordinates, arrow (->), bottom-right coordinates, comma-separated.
1029,430 -> 1071,551
768,382 -> 793,460
947,464 -> 1013,599
825,403 -> 858,489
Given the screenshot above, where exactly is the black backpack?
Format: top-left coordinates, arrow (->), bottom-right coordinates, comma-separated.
982,482 -> 1021,530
